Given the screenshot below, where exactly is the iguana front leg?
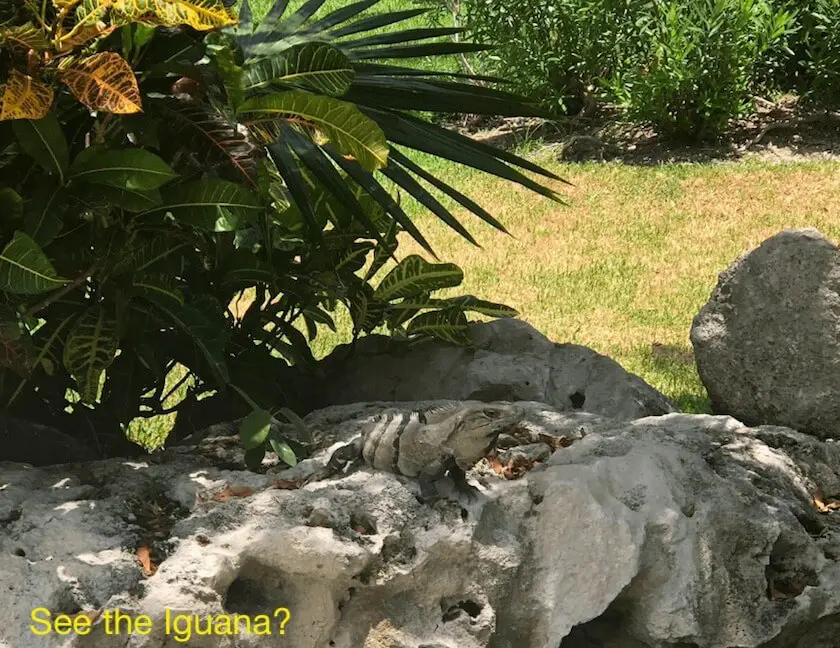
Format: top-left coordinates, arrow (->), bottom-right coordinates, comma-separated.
446,463 -> 478,499
304,437 -> 364,484
416,457 -> 481,505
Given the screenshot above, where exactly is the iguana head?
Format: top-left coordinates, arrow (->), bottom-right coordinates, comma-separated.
448,402 -> 520,469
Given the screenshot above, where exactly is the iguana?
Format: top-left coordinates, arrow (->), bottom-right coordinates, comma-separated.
305,401 -> 522,502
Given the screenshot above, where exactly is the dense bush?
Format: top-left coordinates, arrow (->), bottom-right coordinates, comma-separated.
773,0 -> 840,105
0,0 -> 564,464
454,0 -> 809,141
457,0 -> 649,114
611,0 -> 795,141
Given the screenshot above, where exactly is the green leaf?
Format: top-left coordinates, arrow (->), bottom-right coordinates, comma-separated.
257,318 -> 317,371
221,250 -> 276,289
239,90 -> 388,171
0,231 -> 69,294
243,42 -> 354,95
374,254 -> 463,301
24,184 -> 66,246
389,148 -> 510,236
269,431 -> 297,467
0,187 -> 23,219
210,41 -> 245,109
143,297 -> 230,388
62,306 -> 119,404
443,295 -> 518,318
274,405 -> 311,444
330,7 -> 429,38
364,108 -> 567,197
386,291 -> 430,329
348,279 -> 385,334
132,274 -> 184,310
149,179 -> 264,231
351,42 -> 491,60
75,184 -> 162,213
340,26 -> 465,49
237,0 -> 253,32
379,162 -> 478,246
325,148 -> 436,258
267,141 -> 328,243
239,407 -> 273,450
113,234 -> 189,276
70,148 -> 178,191
283,125 -> 384,236
406,308 -> 471,346
154,101 -> 260,186
302,306 -> 335,333
11,114 -> 70,183
133,24 -> 156,49
364,218 -> 398,281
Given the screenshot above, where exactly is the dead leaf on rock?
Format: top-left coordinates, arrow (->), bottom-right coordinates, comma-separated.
487,453 -> 505,475
213,486 -> 255,502
812,490 -> 840,513
136,545 -> 157,576
504,456 -> 542,479
486,451 -> 542,480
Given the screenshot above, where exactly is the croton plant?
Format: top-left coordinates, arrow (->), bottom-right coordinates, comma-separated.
0,0 -> 565,465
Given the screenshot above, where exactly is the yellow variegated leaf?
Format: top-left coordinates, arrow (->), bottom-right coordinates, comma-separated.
0,23 -> 50,51
112,0 -> 236,30
73,0 -> 112,25
59,52 -> 142,114
52,0 -> 84,9
56,21 -> 115,52
0,71 -> 54,121
62,306 -> 118,405
62,0 -> 112,43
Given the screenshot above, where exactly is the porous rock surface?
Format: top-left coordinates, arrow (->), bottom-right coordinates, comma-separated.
691,228 -> 840,439
295,318 -> 678,420
3,401 -> 840,647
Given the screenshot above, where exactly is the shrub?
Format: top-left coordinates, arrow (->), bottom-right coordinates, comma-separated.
773,0 -> 840,105
457,0 -> 649,114
0,0 -> 565,464
610,0 -> 795,141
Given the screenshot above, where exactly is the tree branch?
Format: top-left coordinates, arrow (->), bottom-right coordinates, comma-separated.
24,265 -> 94,319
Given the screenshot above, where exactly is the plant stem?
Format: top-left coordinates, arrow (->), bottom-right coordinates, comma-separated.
23,265 -> 95,319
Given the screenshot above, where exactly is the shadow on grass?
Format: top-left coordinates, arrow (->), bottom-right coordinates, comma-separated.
627,341 -> 712,414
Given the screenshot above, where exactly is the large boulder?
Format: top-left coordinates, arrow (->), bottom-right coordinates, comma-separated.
3,401 -> 840,648
296,318 -> 677,420
691,228 -> 840,439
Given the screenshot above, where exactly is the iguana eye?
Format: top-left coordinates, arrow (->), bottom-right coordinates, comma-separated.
483,408 -> 501,419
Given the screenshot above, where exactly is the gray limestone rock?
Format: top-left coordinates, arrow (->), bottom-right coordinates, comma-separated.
3,401 -> 840,648
691,228 -> 840,439
298,318 -> 677,421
